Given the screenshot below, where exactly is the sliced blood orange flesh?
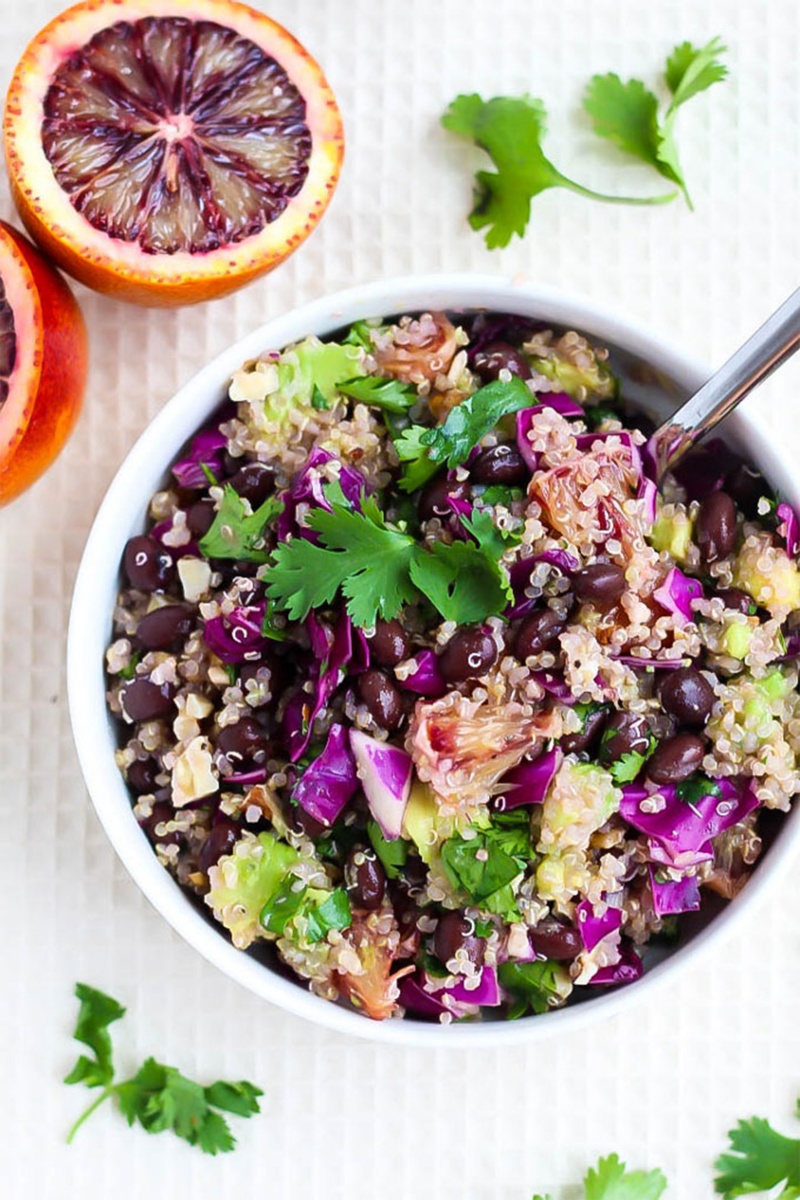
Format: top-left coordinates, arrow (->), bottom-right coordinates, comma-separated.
0,221 -> 88,505
4,0 -> 344,306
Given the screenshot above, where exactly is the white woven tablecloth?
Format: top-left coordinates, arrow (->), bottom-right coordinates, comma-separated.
3,1 -> 800,1195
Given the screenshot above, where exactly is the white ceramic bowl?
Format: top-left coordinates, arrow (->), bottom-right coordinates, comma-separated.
68,275 -> 800,1045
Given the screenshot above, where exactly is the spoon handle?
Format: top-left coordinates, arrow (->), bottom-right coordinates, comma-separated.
650,286 -> 800,482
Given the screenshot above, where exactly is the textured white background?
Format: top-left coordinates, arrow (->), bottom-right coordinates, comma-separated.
2,0 -> 800,1195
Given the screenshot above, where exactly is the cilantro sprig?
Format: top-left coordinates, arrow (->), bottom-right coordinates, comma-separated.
715,1099 -> 800,1198
337,375 -> 419,413
584,37 -> 728,209
532,1152 -> 667,1200
65,984 -> 262,1154
198,484 -> 283,563
265,490 -> 513,628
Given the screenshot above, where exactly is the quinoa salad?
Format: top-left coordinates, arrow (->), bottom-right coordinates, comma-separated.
105,310 -> 800,1023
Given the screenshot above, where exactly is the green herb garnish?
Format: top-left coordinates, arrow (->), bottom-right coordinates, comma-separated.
674,774 -> 723,806
368,820 -> 410,879
65,984 -> 262,1154
305,888 -> 353,943
118,650 -> 142,681
259,877 -> 309,934
337,375 -> 419,413
440,830 -> 522,904
715,1098 -> 800,1198
497,960 -> 568,1019
584,37 -> 728,210
198,485 -> 283,563
531,1152 -> 668,1200
311,384 -> 330,410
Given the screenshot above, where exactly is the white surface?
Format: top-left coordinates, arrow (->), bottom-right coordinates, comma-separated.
2,0 -> 800,1194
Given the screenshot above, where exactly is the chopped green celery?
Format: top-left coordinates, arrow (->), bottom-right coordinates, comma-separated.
206,832 -> 301,950
732,539 -> 800,610
275,337 -> 366,410
401,780 -> 440,864
528,354 -> 615,401
720,619 -> 756,660
650,507 -> 694,561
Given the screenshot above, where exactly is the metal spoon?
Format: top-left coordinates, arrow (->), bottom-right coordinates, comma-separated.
649,287 -> 800,484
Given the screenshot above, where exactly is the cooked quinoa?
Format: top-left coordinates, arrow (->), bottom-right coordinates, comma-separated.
105,310 -> 800,1022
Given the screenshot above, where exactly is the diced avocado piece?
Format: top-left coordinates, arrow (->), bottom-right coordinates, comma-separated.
205,831 -> 301,950
650,507 -> 694,562
401,779 -> 439,864
733,537 -> 800,611
539,762 -> 621,850
529,354 -> 615,401
756,666 -> 792,703
720,620 -> 756,660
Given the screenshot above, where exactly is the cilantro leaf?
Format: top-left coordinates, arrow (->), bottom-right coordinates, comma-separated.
65,984 -> 262,1153
343,320 -> 378,350
393,424 -> 443,493
497,960 -> 566,1018
337,375 -> 419,413
409,539 -> 511,624
440,830 -> 522,903
460,505 -> 522,556
311,384 -> 329,410
608,750 -> 647,784
442,93 -> 675,249
675,773 -> 722,806
64,983 -> 126,1090
199,485 -> 283,563
477,484 -> 524,507
483,809 -> 534,862
584,37 -> 727,209
420,376 -> 535,466
265,496 -> 419,627
305,888 -> 353,943
715,1109 -> 800,1197
118,650 -> 142,682
260,876 -> 309,934
368,820 -> 410,879
584,1153 -> 668,1200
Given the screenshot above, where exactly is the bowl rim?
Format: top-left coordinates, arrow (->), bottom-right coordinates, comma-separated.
68,272 -> 800,1046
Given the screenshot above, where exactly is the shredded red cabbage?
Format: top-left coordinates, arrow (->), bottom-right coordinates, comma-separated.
653,567 -> 704,627
497,747 -> 563,810
276,447 -> 368,542
620,777 -> 760,868
349,730 -> 412,839
778,502 -> 800,557
203,604 -> 267,664
291,723 -> 359,827
515,394 -> 583,469
648,866 -> 701,916
398,650 -> 447,698
589,944 -> 644,986
576,898 -> 622,952
171,426 -> 227,490
506,550 -> 579,620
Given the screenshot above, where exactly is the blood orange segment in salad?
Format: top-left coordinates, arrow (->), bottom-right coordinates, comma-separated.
4,0 -> 344,305
0,220 -> 87,505
104,310 -> 800,1022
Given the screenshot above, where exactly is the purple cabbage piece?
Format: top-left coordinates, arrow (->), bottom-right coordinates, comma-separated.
652,567 -> 704,628
619,777 -> 760,868
149,521 -> 201,559
515,395 -> 582,470
283,608 -> 354,761
496,747 -> 563,811
576,899 -> 622,952
398,649 -> 447,698
670,439 -> 739,502
281,688 -> 314,762
589,944 -> 644,986
398,975 -> 450,1018
291,723 -> 359,827
351,626 -> 371,674
225,767 -> 269,786
466,314 -> 541,359
506,550 -> 579,620
777,502 -> 800,557
306,611 -> 334,660
648,866 -> 701,916
445,493 -> 473,541
276,447 -> 368,542
530,669 -> 578,704
349,730 -> 413,839
171,426 -> 227,490
435,966 -> 501,1007
637,475 -> 657,527
613,654 -> 687,670
203,604 -> 267,664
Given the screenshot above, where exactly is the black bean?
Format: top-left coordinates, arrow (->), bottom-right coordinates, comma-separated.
123,535 -> 175,592
725,463 -> 767,518
438,627 -> 498,684
344,846 -> 387,910
135,604 -> 194,651
186,499 -> 216,538
658,668 -> 715,728
126,757 -> 159,795
357,668 -> 405,730
472,341 -> 532,383
514,608 -> 567,659
528,918 -> 582,961
572,562 -> 627,608
366,618 -> 410,667
715,588 -> 755,614
696,491 -> 738,563
417,476 -> 469,522
143,801 -> 181,847
216,716 -> 270,766
471,443 -> 528,485
560,705 -> 609,755
433,911 -> 485,967
121,678 -> 175,722
289,804 -> 326,839
599,711 -> 652,766
229,462 -> 274,507
646,733 -> 707,784
198,818 -> 240,874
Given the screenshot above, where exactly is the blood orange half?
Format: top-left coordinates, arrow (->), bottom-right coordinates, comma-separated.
3,0 -> 344,306
0,221 -> 88,505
